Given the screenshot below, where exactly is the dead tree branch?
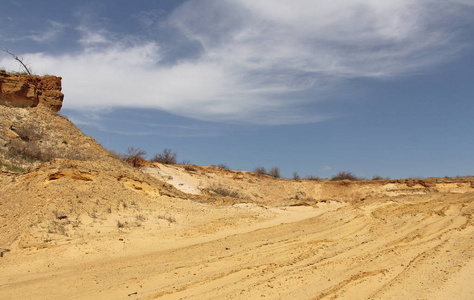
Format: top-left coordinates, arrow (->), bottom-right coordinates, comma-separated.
2,49 -> 32,75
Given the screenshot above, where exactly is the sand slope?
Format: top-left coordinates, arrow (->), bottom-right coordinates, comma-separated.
1,178 -> 472,299
1,84 -> 473,299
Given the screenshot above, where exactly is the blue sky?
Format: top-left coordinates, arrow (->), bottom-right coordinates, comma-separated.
1,0 -> 473,179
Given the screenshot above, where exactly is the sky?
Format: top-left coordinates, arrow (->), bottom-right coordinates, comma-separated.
1,0 -> 473,179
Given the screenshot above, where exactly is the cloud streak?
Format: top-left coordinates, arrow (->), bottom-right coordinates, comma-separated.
1,0 -> 473,125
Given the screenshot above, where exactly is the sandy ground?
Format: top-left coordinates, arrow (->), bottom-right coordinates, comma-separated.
1,85 -> 473,299
1,161 -> 473,299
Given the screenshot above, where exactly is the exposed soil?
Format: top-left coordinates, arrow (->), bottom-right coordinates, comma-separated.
0,105 -> 473,299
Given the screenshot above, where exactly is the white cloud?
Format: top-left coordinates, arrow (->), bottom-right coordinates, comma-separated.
1,0 -> 473,125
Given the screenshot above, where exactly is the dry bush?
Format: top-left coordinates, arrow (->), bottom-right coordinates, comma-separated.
209,184 -> 241,198
7,125 -> 56,162
180,159 -> 191,165
184,165 -> 197,172
117,220 -> 128,228
12,124 -> 43,141
293,172 -> 300,180
8,139 -> 53,162
124,146 -> 147,168
216,163 -> 230,170
372,175 -> 389,180
107,148 -> 123,160
156,215 -> 177,223
152,148 -> 177,164
268,166 -> 281,178
305,175 -> 322,181
331,171 -> 360,181
253,166 -> 267,175
5,123 -> 88,168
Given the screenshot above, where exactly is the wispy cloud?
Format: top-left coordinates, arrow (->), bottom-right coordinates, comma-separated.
64,108 -> 226,137
8,0 -> 21,7
27,20 -> 67,43
1,0 -> 473,125
1,20 -> 66,44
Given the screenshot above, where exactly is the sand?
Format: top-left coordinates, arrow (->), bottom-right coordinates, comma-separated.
1,162 -> 472,299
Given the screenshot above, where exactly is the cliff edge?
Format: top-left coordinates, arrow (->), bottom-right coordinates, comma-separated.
0,72 -> 64,112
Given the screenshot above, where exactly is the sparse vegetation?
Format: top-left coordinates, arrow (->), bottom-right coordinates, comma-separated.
117,220 -> 128,228
47,220 -> 68,236
216,163 -> 230,170
106,148 -> 123,160
0,161 -> 26,173
7,124 -> 70,163
135,214 -> 147,222
156,215 -> 177,223
331,171 -> 360,181
152,148 -> 177,164
293,172 -> 300,180
268,166 -> 281,178
1,120 -> 89,171
304,175 -> 322,181
124,146 -> 147,168
372,175 -> 390,180
208,183 -> 242,198
253,166 -> 267,175
184,165 -> 197,172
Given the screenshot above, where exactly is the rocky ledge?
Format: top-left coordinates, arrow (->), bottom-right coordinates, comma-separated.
0,72 -> 64,112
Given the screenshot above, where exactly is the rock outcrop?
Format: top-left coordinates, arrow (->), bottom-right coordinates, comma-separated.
0,72 -> 64,112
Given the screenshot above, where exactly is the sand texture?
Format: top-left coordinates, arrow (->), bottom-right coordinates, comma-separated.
1,161 -> 473,299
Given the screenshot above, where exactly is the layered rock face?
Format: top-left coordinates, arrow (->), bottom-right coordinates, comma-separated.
0,72 -> 64,112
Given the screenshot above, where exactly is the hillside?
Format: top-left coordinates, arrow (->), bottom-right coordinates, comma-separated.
0,74 -> 473,299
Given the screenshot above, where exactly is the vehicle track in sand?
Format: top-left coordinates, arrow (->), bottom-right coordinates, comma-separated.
0,193 -> 472,299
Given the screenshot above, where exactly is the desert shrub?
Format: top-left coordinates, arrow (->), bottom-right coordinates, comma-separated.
12,124 -> 42,141
268,166 -> 281,178
331,171 -> 359,181
209,184 -> 241,198
8,139 -> 52,161
371,175 -> 389,180
123,146 -> 147,168
156,215 -> 176,223
184,165 -> 197,172
216,163 -> 230,170
0,160 -> 26,173
107,148 -> 123,160
117,220 -> 128,228
293,172 -> 300,180
152,148 -> 177,164
304,175 -> 321,181
7,125 -> 57,162
253,166 -> 267,175
4,123 -> 88,169
180,159 -> 191,165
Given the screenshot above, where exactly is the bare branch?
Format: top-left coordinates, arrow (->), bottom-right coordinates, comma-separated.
2,49 -> 32,75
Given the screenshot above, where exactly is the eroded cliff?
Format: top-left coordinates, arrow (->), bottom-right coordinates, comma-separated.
0,72 -> 64,112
